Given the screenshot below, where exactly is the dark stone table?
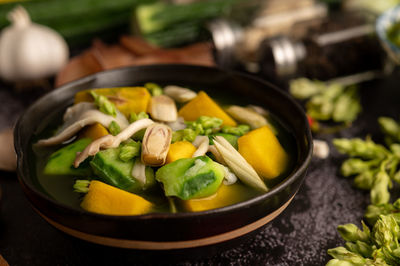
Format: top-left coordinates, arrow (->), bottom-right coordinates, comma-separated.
0,73 -> 399,265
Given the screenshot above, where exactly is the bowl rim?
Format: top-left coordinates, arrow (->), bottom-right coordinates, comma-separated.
14,64 -> 313,221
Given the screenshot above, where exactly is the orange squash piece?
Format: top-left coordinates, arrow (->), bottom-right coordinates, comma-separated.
238,126 -> 289,179
178,91 -> 236,126
182,183 -> 255,212
78,123 -> 109,140
80,180 -> 153,215
75,87 -> 151,117
166,141 -> 196,164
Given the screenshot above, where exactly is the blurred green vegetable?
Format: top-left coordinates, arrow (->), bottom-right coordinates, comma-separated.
90,91 -> 117,117
172,128 -> 198,143
73,180 -> 91,193
289,78 -> 362,131
333,117 -> 400,206
145,82 -> 163,96
119,140 -> 141,162
365,198 -> 400,226
185,116 -> 223,136
129,111 -> 149,123
108,121 -> 121,136
134,0 -> 242,47
221,124 -> 250,136
327,214 -> 400,265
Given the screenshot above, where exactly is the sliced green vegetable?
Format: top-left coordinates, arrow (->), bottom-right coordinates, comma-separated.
172,128 -> 198,143
221,124 -> 250,136
73,180 -> 91,193
90,146 -> 155,193
43,138 -> 92,176
90,91 -> 117,117
144,82 -> 163,96
156,156 -> 224,200
119,140 -> 141,162
108,121 -> 121,136
129,111 -> 149,123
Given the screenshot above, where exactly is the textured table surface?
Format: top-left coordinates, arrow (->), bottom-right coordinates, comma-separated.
0,73 -> 399,265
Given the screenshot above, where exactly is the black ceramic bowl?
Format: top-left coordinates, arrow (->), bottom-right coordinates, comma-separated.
14,65 -> 312,254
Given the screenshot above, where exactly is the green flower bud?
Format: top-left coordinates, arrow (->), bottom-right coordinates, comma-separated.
145,82 -> 163,96
90,91 -> 117,117
341,159 -> 371,177
119,141 -> 141,162
129,111 -> 149,123
108,121 -> 121,136
373,215 -> 399,249
327,247 -> 367,265
289,78 -> 326,99
371,171 -> 391,205
354,171 -> 374,190
338,223 -> 370,243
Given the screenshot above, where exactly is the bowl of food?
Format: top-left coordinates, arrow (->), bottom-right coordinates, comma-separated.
14,64 -> 312,254
376,4 -> 400,64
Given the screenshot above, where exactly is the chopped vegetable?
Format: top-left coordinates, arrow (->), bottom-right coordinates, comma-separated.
364,198 -> 400,226
73,180 -> 91,193
172,128 -> 198,143
78,123 -> 109,140
156,156 -> 224,200
90,91 -> 117,117
213,136 -> 268,192
379,117 -> 400,145
80,180 -> 153,215
166,141 -> 196,164
221,124 -> 250,136
144,82 -> 163,96
90,146 -> 155,193
226,105 -> 275,132
119,140 -> 141,162
141,123 -> 172,166
43,138 -> 92,176
163,85 -> 197,103
75,87 -> 151,117
108,121 -> 121,136
185,116 -> 223,135
238,126 -> 289,179
182,183 -> 258,212
178,91 -> 237,126
129,111 -> 149,123
147,95 -> 178,122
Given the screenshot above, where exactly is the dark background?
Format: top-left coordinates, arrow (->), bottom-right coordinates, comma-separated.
1,73 -> 400,265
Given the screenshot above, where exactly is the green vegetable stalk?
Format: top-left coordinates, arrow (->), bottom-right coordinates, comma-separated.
119,140 -> 141,162
145,82 -> 163,96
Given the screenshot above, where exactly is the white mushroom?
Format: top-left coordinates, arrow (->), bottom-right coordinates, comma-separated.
163,85 -> 197,103
74,118 -> 154,167
192,135 -> 209,157
148,95 -> 177,122
37,108 -> 129,146
213,136 -> 268,192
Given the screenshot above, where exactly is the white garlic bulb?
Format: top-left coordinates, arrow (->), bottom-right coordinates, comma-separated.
0,6 -> 69,82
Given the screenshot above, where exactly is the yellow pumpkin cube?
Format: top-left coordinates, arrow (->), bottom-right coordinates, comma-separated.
178,91 -> 237,126
238,126 -> 289,179
78,123 -> 109,140
166,141 -> 196,164
182,183 -> 255,212
80,180 -> 153,215
74,87 -> 151,117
